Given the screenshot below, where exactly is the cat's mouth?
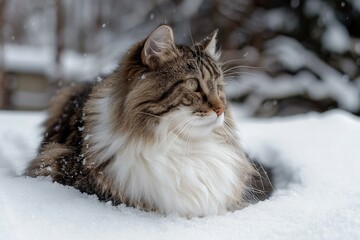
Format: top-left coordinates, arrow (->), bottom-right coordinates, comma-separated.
182,111 -> 224,138
164,107 -> 225,138
193,111 -> 224,128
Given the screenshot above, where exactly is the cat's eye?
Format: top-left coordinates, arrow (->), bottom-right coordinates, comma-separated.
186,79 -> 199,92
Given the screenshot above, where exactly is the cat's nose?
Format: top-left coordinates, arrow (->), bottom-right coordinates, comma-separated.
208,95 -> 224,117
213,106 -> 224,117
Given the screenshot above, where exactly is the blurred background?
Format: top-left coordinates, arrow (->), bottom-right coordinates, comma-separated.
0,0 -> 359,117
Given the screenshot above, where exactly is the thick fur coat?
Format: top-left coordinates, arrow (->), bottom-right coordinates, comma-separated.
26,25 -> 271,217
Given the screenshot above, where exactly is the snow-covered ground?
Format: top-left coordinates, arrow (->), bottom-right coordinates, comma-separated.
0,109 -> 359,240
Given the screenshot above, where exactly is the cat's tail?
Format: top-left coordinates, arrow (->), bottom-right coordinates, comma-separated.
247,159 -> 274,202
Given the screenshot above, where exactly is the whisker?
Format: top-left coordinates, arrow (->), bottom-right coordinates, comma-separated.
220,59 -> 249,67
223,80 -> 259,92
255,163 -> 274,191
220,122 -> 238,147
223,71 -> 261,78
165,120 -> 194,155
136,111 -> 165,119
222,65 -> 263,72
137,110 -> 194,122
187,24 -> 195,46
162,116 -> 194,149
183,118 -> 196,158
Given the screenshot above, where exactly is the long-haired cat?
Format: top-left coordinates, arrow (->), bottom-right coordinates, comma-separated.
26,25 -> 271,217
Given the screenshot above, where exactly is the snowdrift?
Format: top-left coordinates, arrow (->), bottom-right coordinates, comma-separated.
0,109 -> 359,240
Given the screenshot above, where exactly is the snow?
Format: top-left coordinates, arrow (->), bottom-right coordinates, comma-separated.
322,22 -> 350,54
304,0 -> 350,54
263,36 -> 360,112
263,8 -> 298,32
3,41 -> 130,82
349,0 -> 360,12
3,44 -> 54,75
1,109 -> 360,240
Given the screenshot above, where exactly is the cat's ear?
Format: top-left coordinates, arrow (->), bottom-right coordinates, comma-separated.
200,29 -> 220,61
142,25 -> 179,69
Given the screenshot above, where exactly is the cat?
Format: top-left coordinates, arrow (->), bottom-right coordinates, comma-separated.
26,25 -> 272,217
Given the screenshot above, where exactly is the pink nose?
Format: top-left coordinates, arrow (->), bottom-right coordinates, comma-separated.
213,106 -> 224,117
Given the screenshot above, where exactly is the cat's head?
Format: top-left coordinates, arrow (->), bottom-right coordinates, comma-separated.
115,25 -> 227,139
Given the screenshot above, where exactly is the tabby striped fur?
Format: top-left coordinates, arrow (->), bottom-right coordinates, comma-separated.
26,25 -> 270,217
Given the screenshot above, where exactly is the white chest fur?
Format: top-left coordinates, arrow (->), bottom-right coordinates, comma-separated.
107,132 -> 242,217
88,99 -> 246,217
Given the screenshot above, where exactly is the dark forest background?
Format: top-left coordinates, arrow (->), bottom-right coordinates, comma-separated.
0,0 -> 359,117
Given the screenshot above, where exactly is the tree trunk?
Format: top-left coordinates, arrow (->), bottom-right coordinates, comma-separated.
0,0 -> 9,109
54,0 -> 64,89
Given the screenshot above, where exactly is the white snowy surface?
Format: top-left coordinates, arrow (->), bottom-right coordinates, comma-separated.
0,109 -> 360,240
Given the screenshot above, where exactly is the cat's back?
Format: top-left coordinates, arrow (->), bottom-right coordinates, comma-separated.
26,82 -> 94,183
42,83 -> 93,147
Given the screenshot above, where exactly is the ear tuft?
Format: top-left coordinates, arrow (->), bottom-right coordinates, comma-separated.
200,29 -> 220,61
142,25 -> 178,68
